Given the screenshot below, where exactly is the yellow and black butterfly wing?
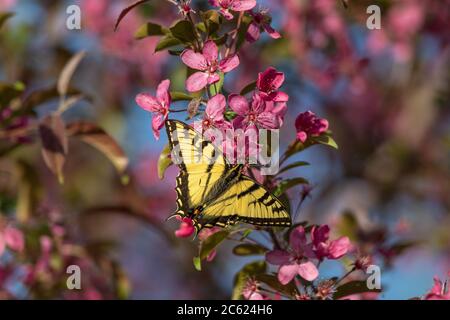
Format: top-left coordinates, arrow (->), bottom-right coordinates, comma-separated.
199,176 -> 291,228
165,120 -> 228,214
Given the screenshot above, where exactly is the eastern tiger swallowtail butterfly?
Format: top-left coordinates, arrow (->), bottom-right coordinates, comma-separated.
165,120 -> 291,232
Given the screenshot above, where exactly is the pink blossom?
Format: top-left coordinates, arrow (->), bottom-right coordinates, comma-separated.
311,225 -> 351,261
242,278 -> 264,300
181,40 -> 239,92
265,226 -> 318,284
198,227 -> 221,261
135,79 -> 171,140
423,275 -> 450,300
3,227 -> 24,253
209,0 -> 256,20
256,67 -> 289,102
201,94 -> 229,130
175,217 -> 195,238
246,10 -> 281,43
229,93 -> 281,130
294,111 -> 329,143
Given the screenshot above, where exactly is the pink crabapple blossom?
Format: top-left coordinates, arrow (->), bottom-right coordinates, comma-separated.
246,10 -> 281,43
294,111 -> 329,143
229,93 -> 282,130
256,67 -> 289,102
181,40 -> 239,92
0,226 -> 25,256
174,217 -> 195,238
265,226 -> 319,285
201,94 -> 231,130
208,0 -> 256,20
311,225 -> 351,261
135,79 -> 171,140
423,275 -> 450,300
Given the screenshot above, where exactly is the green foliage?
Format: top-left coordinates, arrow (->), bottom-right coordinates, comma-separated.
170,20 -> 197,44
157,144 -> 172,179
232,244 -> 267,256
333,280 -> 381,299
134,22 -> 169,39
256,274 -> 300,297
155,34 -> 182,52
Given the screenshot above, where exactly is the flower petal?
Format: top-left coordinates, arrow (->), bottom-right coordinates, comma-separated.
152,113 -> 166,140
246,22 -> 260,43
278,263 -> 299,285
219,54 -> 240,73
135,93 -> 160,112
207,73 -> 221,84
297,261 -> 319,281
206,94 -> 226,120
4,227 -> 24,252
230,0 -> 257,11
270,91 -> 289,102
290,226 -> 307,254
228,94 -> 249,115
311,225 -> 330,246
328,236 -> 351,259
202,40 -> 218,64
156,79 -> 171,106
263,23 -> 281,39
257,112 -> 279,129
265,250 -> 291,265
181,49 -> 208,71
186,72 -> 209,92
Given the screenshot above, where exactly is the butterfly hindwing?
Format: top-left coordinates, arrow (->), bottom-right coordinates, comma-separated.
199,176 -> 291,228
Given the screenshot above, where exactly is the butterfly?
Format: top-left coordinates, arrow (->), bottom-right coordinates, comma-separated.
165,120 -> 291,232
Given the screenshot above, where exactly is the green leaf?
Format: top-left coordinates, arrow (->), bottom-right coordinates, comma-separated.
333,281 -> 381,300
335,210 -> 359,241
209,72 -> 224,96
256,274 -> 299,297
196,22 -> 206,33
170,20 -> 196,44
235,15 -> 252,51
274,178 -> 309,197
232,261 -> 266,300
193,256 -> 202,271
239,229 -> 253,240
39,115 -> 68,184
170,91 -> 195,102
278,161 -> 310,175
240,81 -> 257,95
200,10 -> 221,34
168,49 -> 183,56
233,244 -> 267,256
155,34 -> 182,52
0,12 -> 14,29
134,22 -> 168,39
224,111 -> 237,121
199,230 -> 229,260
157,144 -> 172,179
311,133 -> 338,149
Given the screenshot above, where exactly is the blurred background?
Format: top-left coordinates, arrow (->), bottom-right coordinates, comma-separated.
0,0 -> 449,299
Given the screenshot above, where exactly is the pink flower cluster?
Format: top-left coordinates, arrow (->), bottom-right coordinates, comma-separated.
0,226 -> 24,256
423,274 -> 450,300
266,225 -> 351,285
295,111 -> 329,143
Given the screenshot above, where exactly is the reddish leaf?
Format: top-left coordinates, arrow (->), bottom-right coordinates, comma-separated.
114,0 -> 151,31
66,121 -> 129,179
39,114 -> 68,184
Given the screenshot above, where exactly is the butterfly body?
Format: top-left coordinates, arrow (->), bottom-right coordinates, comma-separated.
165,120 -> 291,232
